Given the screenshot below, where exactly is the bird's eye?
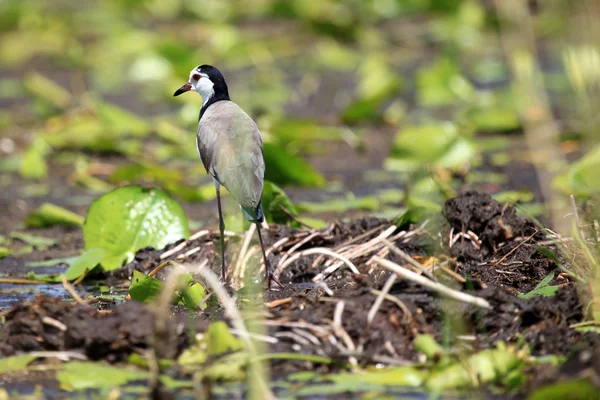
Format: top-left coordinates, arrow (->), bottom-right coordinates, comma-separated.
192,74 -> 201,81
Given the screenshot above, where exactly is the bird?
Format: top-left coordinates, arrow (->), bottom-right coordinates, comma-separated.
174,65 -> 283,289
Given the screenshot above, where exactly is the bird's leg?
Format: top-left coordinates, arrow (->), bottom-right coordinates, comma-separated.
216,188 -> 227,281
255,222 -> 283,290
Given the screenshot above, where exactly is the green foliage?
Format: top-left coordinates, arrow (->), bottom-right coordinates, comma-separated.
526,378 -> 600,400
25,203 -> 84,228
129,269 -> 206,310
553,144 -> 600,197
387,122 -> 476,172
261,181 -> 299,225
416,57 -> 474,107
0,355 -> 35,374
518,272 -> 559,299
10,232 -> 57,249
63,248 -> 106,281
20,137 -> 51,180
57,361 -> 149,391
83,186 -> 189,271
263,142 -> 325,187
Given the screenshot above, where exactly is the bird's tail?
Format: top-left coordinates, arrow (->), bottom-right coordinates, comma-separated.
241,203 -> 264,223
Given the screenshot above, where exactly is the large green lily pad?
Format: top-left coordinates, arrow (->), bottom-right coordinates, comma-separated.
83,186 -> 190,271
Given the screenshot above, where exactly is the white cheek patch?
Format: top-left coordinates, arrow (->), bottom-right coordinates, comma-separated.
196,78 -> 215,106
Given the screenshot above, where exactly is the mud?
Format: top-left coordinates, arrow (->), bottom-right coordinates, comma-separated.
0,191 -> 598,396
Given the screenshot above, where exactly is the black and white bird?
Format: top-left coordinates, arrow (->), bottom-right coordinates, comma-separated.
174,65 -> 282,289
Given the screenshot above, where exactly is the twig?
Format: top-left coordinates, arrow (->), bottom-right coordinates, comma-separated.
367,274 -> 396,326
0,278 -> 47,284
265,297 -> 292,308
42,316 -> 67,331
369,289 -> 412,325
189,229 -> 210,241
373,257 -> 491,309
232,223 -> 256,279
148,260 -> 174,278
61,275 -> 87,305
275,248 -> 359,279
380,238 -> 436,281
492,230 -> 538,266
159,241 -> 188,260
72,268 -> 89,286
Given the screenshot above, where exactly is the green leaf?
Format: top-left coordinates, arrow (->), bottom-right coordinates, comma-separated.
57,361 -> 149,391
518,271 -> 559,299
25,203 -> 85,228
95,100 -> 151,137
83,186 -> 190,271
263,142 -> 325,187
0,247 -> 10,258
206,321 -> 245,356
23,72 -> 71,109
63,248 -> 106,281
176,274 -> 207,310
10,232 -> 58,249
330,367 -> 424,387
129,270 -> 164,303
426,348 -> 521,391
526,378 -> 599,400
413,334 -> 444,359
129,270 -> 206,310
386,122 -> 476,172
261,181 -> 299,225
416,57 -> 474,106
553,144 -> 600,197
297,196 -> 379,213
20,137 -> 51,180
467,107 -> 520,132
0,354 -> 36,374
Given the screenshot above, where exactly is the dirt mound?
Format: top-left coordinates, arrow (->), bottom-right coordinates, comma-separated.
444,190 -> 538,260
0,296 -> 189,362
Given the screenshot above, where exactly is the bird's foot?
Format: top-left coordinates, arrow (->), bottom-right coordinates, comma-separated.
265,272 -> 284,290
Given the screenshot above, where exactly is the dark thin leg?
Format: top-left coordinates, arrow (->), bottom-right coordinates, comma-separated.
256,222 -> 283,290
216,189 -> 226,281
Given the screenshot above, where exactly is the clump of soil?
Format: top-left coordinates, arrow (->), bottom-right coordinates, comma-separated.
0,296 -> 192,362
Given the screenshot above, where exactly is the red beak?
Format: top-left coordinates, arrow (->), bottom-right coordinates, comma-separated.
173,82 -> 192,96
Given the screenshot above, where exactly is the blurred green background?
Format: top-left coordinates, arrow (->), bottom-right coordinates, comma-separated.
0,0 -> 598,238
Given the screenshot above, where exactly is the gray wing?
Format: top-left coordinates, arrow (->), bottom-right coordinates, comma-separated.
196,102 -> 265,210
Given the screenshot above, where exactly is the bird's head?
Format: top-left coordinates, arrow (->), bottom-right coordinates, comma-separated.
173,65 -> 230,106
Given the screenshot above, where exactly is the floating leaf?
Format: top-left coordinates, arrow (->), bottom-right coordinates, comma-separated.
553,144 -> 600,197
263,142 -> 324,187
297,196 -> 379,213
331,367 -> 424,387
426,348 -> 521,391
57,361 -> 149,391
95,101 -> 152,137
386,122 -> 476,172
20,137 -> 51,180
23,72 -> 71,109
526,378 -> 599,400
63,248 -> 106,281
0,247 -> 10,258
416,57 -> 474,106
83,186 -> 190,271
0,355 -> 36,374
10,232 -> 58,249
129,270 -> 164,303
25,203 -> 84,228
